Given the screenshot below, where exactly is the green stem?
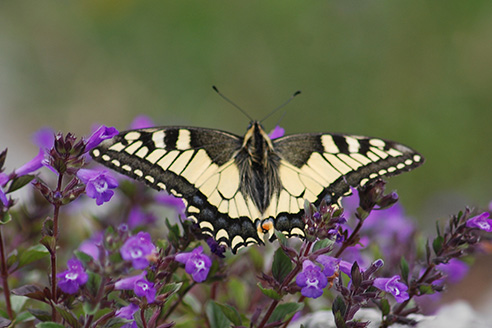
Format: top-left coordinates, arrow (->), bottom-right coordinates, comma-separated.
0,226 -> 13,319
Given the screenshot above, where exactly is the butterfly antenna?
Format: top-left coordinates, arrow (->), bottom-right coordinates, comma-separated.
212,86 -> 253,121
260,90 -> 301,123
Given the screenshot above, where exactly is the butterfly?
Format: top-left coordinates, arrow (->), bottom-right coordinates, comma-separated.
91,121 -> 424,253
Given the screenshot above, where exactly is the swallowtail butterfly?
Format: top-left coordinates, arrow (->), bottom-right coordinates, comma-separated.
91,121 -> 423,253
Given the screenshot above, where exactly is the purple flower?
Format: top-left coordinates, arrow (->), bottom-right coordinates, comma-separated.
206,237 -> 226,258
116,303 -> 139,320
175,246 -> 212,283
466,212 -> 492,232
155,193 -> 186,220
268,125 -> 285,139
78,233 -> 103,261
373,275 -> 409,303
127,206 -> 157,229
15,149 -> 45,177
115,272 -> 156,303
130,115 -> 154,129
33,127 -> 55,150
77,169 -> 118,205
0,173 -> 8,207
120,232 -> 156,269
296,260 -> 328,299
436,259 -> 469,284
85,125 -> 118,152
317,255 -> 340,277
57,258 -> 88,294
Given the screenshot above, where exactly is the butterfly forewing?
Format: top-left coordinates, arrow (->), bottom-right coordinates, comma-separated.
273,133 -> 424,208
92,127 -> 269,252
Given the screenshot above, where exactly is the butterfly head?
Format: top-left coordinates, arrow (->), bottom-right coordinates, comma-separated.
242,121 -> 274,157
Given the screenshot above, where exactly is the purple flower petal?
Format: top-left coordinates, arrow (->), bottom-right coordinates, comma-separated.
373,275 -> 409,303
56,258 -> 88,294
155,193 -> 186,219
115,272 -> 156,304
0,188 -> 8,207
127,206 -> 156,229
130,115 -> 154,129
175,246 -> 212,283
317,255 -> 340,277
120,232 -> 156,270
436,259 -> 469,284
77,169 -> 118,205
116,303 -> 139,320
14,149 -> 45,176
134,278 -> 156,303
268,125 -> 285,139
466,212 -> 492,232
85,125 -> 118,151
115,272 -> 147,291
32,127 -> 55,150
296,260 -> 328,299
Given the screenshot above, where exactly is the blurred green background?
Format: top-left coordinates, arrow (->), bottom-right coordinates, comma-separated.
1,1 -> 491,223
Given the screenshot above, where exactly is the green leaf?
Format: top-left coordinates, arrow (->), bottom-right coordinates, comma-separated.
54,305 -> 80,328
101,317 -> 129,328
28,308 -> 52,322
227,278 -> 248,310
312,238 -> 334,252
40,236 -> 56,253
18,245 -> 50,269
86,271 -> 102,298
333,310 -> 347,328
11,295 -> 28,313
0,211 -> 12,225
380,298 -> 390,316
7,175 -> 35,193
36,323 -> 66,328
257,283 -> 282,301
165,218 -> 181,245
332,295 -> 346,317
272,248 -> 292,283
205,301 -> 231,328
274,230 -> 288,247
418,285 -> 435,295
160,282 -> 183,301
7,249 -> 18,268
400,257 -> 409,283
82,301 -> 100,316
432,236 -> 444,255
155,238 -> 169,250
74,250 -> 94,264
12,285 -> 46,302
215,302 -> 242,326
15,311 -> 34,323
268,302 -> 303,324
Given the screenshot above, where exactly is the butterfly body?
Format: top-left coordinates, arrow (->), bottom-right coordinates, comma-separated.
91,121 -> 423,253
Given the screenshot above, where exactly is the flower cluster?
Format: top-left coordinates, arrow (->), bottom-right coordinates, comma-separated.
1,120 -> 491,328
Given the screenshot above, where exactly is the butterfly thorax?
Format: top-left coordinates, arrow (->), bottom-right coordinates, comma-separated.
236,121 -> 282,214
